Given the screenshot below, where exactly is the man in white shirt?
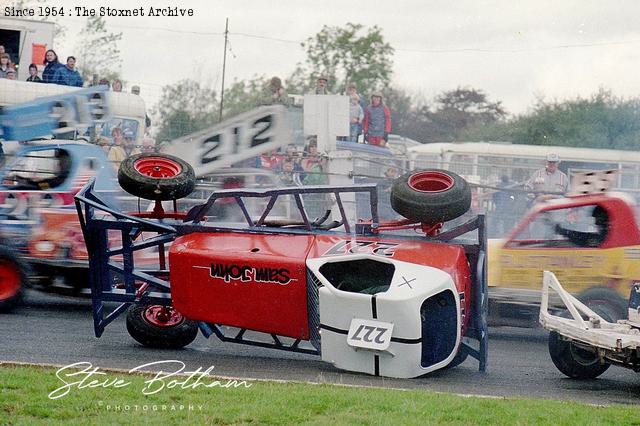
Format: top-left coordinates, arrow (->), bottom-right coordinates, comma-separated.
526,153 -> 569,197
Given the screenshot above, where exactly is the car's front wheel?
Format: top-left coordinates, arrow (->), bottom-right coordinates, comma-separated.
0,247 -> 28,312
126,304 -> 198,349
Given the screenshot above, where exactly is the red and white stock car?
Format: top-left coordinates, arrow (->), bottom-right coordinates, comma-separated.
75,154 -> 488,378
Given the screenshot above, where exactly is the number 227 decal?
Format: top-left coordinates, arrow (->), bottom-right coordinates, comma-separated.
323,240 -> 399,257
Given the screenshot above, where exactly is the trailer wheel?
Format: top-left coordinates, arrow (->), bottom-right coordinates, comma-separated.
126,304 -> 198,349
548,307 -> 613,379
118,154 -> 195,201
390,169 -> 471,223
0,247 -> 28,312
548,332 -> 610,379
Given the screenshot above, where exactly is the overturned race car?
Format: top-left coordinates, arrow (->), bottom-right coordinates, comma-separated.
75,153 -> 488,378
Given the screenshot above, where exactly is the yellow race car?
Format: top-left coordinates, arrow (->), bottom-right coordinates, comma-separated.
488,192 -> 640,326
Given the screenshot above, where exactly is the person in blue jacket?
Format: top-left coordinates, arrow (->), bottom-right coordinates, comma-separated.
42,49 -> 63,84
52,56 -> 83,87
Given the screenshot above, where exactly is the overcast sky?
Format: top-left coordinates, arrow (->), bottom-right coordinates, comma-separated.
31,0 -> 640,116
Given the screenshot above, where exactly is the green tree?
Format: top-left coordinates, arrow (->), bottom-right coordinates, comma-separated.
291,23 -> 394,94
382,87 -> 413,139
506,91 -> 640,149
153,79 -> 218,141
433,87 -> 507,136
467,90 -> 640,150
75,16 -> 122,83
401,87 -> 506,143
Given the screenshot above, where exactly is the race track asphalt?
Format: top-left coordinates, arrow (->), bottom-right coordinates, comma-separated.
0,290 -> 638,406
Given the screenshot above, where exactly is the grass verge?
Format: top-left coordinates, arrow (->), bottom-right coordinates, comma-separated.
0,364 -> 638,425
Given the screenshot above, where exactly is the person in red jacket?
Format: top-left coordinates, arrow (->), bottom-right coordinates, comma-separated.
362,92 -> 391,147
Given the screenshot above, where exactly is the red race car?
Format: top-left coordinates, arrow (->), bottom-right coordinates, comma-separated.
76,153 -> 488,378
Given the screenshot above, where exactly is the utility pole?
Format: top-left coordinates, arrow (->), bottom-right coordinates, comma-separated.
219,18 -> 229,122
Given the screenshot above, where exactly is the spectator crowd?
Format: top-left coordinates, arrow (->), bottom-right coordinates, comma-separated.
0,44 -> 137,94
2,44 -> 395,196
261,74 -> 393,148
1,46 -> 83,87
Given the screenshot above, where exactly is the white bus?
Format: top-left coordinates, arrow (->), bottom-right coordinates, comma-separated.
409,141 -> 640,194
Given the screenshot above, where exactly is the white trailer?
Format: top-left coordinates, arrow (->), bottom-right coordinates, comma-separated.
0,17 -> 55,81
540,271 -> 640,378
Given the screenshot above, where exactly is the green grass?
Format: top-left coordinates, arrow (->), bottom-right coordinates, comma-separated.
0,364 -> 639,425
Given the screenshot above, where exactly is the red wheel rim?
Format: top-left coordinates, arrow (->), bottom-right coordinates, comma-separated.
408,171 -> 454,193
133,157 -> 182,179
143,305 -> 184,327
0,260 -> 21,301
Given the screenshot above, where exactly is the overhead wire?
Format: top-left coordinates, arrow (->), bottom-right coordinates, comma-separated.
61,16 -> 640,54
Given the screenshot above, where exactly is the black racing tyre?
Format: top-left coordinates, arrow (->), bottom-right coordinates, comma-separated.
390,169 -> 471,223
548,332 -> 610,379
126,304 -> 198,349
547,307 -> 613,379
118,153 -> 196,201
0,247 -> 28,312
578,287 -> 627,322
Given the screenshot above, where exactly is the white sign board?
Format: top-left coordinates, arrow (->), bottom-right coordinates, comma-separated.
346,318 -> 394,351
303,95 -> 349,152
164,105 -> 292,177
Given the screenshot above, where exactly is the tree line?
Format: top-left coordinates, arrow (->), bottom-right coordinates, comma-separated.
153,24 -> 640,151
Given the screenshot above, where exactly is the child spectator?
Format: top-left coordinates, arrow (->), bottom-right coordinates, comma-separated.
98,78 -> 110,89
278,157 -> 302,187
346,83 -> 366,109
300,136 -> 331,219
284,144 -> 303,167
42,49 -> 62,84
112,79 -> 123,92
123,128 -> 141,156
300,137 -> 327,183
0,54 -> 11,78
107,127 -> 127,168
52,56 -> 83,87
26,64 -> 42,82
0,46 -> 11,65
362,92 -> 392,147
349,94 -> 364,142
